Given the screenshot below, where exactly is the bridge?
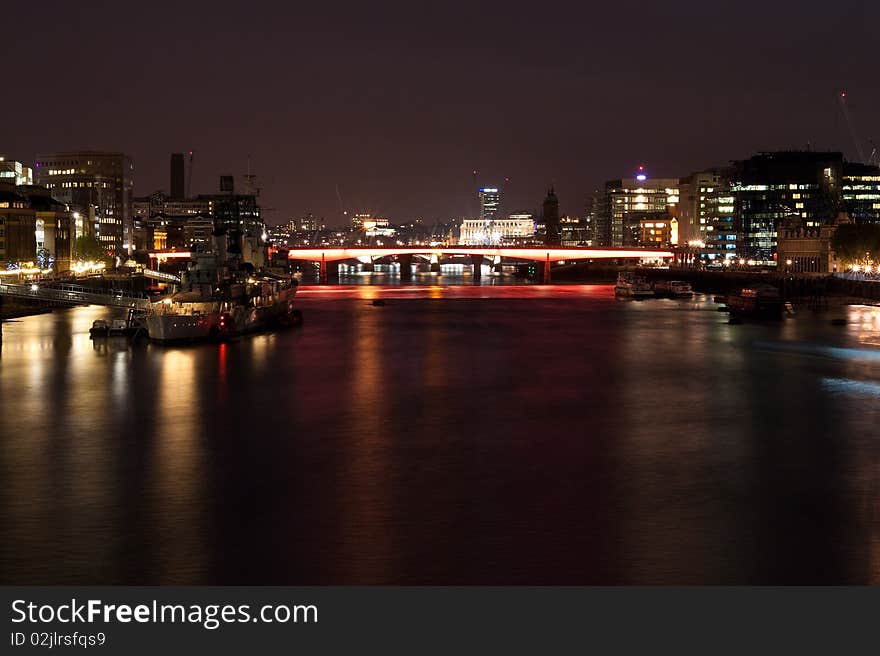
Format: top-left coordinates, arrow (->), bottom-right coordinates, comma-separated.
283,246 -> 674,283
0,281 -> 150,310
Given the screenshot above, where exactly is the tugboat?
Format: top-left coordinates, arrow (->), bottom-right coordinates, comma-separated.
615,272 -> 654,299
725,284 -> 783,320
145,227 -> 299,343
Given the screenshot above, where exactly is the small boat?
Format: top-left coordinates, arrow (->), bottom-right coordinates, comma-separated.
89,319 -> 110,338
654,280 -> 694,298
725,284 -> 783,320
615,273 -> 654,299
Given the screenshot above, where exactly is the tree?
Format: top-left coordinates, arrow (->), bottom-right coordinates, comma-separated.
73,235 -> 109,263
830,223 -> 880,266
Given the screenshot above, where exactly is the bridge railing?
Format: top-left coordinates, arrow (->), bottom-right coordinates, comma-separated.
0,281 -> 151,310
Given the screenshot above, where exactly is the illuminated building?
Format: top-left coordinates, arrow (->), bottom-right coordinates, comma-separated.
132,191 -> 212,250
34,151 -> 134,257
777,211 -> 852,273
459,215 -> 534,245
842,162 -> 880,223
730,151 -> 843,263
0,157 -> 33,186
0,181 -> 73,270
351,213 -> 373,229
479,187 -> 501,222
600,169 -> 679,247
638,217 -> 678,247
560,215 -> 591,246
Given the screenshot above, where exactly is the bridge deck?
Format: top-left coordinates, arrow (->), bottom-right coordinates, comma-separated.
284,247 -> 673,262
0,281 -> 151,310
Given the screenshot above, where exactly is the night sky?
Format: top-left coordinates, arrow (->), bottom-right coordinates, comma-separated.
3,1 -> 878,225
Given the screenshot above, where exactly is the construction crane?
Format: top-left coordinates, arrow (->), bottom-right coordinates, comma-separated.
838,91 -> 868,163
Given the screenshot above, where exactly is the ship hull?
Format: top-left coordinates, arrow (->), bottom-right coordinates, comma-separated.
146,288 -> 298,343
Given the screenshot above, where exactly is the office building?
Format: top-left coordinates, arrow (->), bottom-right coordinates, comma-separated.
34,151 -> 134,258
479,187 -> 502,222
729,151 -> 843,262
842,162 -> 880,223
599,170 -> 679,247
0,157 -> 33,186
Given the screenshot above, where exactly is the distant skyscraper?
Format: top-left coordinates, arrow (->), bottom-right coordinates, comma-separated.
170,153 -> 186,198
34,151 -> 134,257
479,187 -> 501,222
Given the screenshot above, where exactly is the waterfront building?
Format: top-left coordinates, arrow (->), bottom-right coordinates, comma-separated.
0,157 -> 33,186
842,162 -> 880,223
459,214 -> 535,245
599,170 -> 679,247
677,169 -> 723,246
0,182 -> 35,266
729,151 -> 842,263
34,151 -> 134,258
479,187 -> 502,222
638,216 -> 678,247
0,182 -> 73,270
777,211 -> 852,273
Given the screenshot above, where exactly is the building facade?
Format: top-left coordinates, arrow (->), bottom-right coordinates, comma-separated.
777,211 -> 851,273
459,215 -> 535,245
34,151 -> 134,258
600,173 -> 679,247
0,157 -> 33,186
479,187 -> 501,222
842,162 -> 880,223
730,151 -> 842,263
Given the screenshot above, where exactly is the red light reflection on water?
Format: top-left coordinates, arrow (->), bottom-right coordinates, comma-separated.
296,284 -> 614,300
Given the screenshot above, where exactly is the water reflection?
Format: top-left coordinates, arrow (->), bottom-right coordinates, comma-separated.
1,290 -> 880,583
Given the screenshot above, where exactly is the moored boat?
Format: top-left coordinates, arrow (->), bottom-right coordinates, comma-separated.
615,272 -> 654,299
725,284 -> 783,320
654,280 -> 694,298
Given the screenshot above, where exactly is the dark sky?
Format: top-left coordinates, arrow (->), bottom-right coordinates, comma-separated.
3,1 -> 878,225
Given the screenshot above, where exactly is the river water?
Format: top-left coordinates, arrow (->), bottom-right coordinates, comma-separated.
1,281 -> 880,584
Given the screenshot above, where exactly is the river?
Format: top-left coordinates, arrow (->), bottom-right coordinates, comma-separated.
1,282 -> 879,583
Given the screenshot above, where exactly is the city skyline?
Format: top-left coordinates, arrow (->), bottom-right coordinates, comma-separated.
3,1 -> 878,224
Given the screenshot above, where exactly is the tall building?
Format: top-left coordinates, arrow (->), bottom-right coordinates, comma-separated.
541,187 -> 561,245
479,187 -> 501,222
0,157 -> 33,186
729,151 -> 843,262
842,162 -> 880,223
599,170 -> 679,247
677,169 -> 723,245
170,153 -> 186,199
34,151 -> 134,258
